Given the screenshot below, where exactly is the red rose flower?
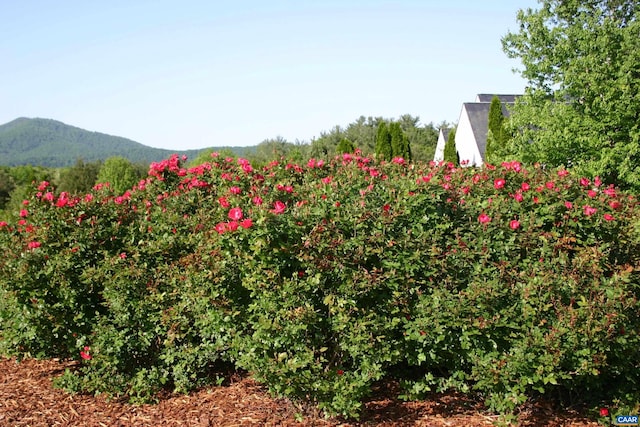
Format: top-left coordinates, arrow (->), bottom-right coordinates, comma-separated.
228,207 -> 243,221
478,213 -> 491,224
80,346 -> 92,360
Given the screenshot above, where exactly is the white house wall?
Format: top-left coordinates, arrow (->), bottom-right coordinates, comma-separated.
455,105 -> 484,167
433,129 -> 447,162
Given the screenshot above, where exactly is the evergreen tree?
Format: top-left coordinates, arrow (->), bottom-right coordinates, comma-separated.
403,136 -> 412,162
389,122 -> 403,158
389,122 -> 412,161
443,128 -> 458,165
336,138 -> 355,154
485,96 -> 504,164
375,122 -> 392,161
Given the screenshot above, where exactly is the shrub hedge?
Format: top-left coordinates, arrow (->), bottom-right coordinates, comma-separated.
0,153 -> 638,418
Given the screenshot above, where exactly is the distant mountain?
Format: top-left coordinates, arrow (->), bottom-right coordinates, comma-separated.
0,118 -> 249,167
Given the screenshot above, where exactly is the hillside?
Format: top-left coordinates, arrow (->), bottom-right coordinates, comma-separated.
0,118 -> 248,167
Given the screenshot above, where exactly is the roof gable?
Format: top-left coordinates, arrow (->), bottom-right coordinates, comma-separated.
462,103 -> 491,157
475,94 -> 519,103
439,127 -> 451,142
462,99 -> 515,160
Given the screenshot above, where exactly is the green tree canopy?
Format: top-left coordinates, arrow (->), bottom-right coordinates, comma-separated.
311,115 -> 437,162
6,165 -> 53,187
252,136 -> 303,165
0,165 -> 55,218
500,0 -> 640,189
336,138 -> 355,154
57,159 -> 102,194
96,156 -> 145,195
400,116 -> 442,162
0,169 -> 15,210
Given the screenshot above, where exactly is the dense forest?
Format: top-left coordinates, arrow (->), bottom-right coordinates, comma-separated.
0,114 -> 445,220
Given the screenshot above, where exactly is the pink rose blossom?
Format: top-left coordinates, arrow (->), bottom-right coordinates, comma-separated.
218,197 -> 230,208
214,222 -> 227,234
478,213 -> 491,224
80,346 -> 92,360
272,201 -> 286,214
594,176 -> 602,187
228,207 -> 244,221
56,192 -> 69,208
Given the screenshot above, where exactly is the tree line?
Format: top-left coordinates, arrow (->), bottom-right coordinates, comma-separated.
191,114 -> 444,167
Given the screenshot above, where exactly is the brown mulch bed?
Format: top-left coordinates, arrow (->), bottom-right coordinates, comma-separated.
0,357 -> 600,426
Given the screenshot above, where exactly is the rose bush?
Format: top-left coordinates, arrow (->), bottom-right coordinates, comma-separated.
0,153 -> 638,418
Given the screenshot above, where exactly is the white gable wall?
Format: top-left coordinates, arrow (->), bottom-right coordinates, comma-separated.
433,129 -> 447,162
455,105 -> 484,167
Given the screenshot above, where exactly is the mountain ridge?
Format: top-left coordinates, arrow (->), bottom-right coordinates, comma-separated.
0,117 -> 248,167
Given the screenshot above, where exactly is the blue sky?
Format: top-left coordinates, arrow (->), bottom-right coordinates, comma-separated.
1,1 -> 539,150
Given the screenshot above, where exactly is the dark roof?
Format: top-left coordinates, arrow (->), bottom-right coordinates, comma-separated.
439,127 -> 451,142
463,103 -> 491,158
463,97 -> 516,160
476,94 -> 519,103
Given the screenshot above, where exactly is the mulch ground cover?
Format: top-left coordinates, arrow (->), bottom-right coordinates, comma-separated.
0,357 -> 600,426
